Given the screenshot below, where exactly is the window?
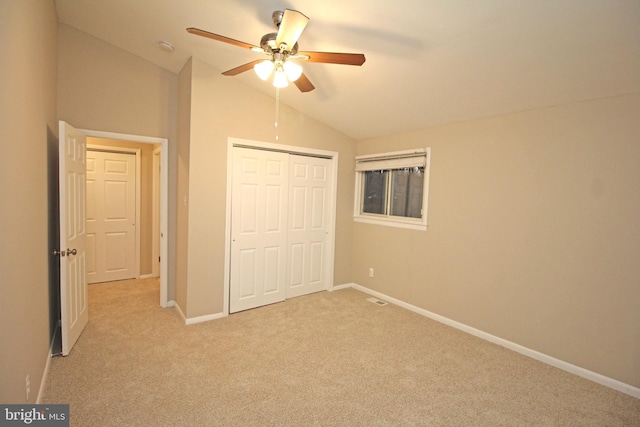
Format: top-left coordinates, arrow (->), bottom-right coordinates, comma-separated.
354,148 -> 430,230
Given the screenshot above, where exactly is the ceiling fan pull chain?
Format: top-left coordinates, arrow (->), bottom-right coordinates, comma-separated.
275,87 -> 280,142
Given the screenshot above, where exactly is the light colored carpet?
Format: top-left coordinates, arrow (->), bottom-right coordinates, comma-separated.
43,278 -> 640,426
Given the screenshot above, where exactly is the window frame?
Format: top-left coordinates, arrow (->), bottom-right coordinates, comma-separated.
353,148 -> 431,231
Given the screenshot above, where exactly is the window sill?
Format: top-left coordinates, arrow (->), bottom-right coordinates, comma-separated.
353,215 -> 427,231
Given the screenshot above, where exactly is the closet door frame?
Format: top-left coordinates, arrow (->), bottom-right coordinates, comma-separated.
223,137 -> 339,316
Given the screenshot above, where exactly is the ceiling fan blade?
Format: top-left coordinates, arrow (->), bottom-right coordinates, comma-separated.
275,9 -> 309,51
187,27 -> 261,51
296,51 -> 366,66
222,60 -> 263,76
294,73 -> 315,92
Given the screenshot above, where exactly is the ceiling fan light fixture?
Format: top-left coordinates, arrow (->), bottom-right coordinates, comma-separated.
283,61 -> 302,81
187,8 -> 365,93
254,60 -> 274,80
273,69 -> 289,88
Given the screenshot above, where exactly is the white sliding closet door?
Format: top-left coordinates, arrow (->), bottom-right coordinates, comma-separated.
286,155 -> 332,298
229,148 -> 333,313
230,148 -> 289,313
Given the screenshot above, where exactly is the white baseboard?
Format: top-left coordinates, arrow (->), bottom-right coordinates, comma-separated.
330,283 -> 354,291
173,302 -> 226,325
37,321 -> 60,404
185,312 -> 226,325
349,283 -> 640,400
139,273 -> 155,279
36,351 -> 52,404
174,302 -> 187,323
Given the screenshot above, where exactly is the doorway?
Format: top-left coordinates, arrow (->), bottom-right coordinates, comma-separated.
54,123 -> 170,356
224,138 -> 339,315
80,129 -> 169,307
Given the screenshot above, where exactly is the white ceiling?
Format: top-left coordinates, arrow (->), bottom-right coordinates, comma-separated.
55,0 -> 640,141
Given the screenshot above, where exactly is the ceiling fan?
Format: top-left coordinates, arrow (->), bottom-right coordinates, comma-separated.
187,9 -> 366,92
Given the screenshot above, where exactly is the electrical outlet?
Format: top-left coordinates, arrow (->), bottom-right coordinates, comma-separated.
25,374 -> 30,402
369,268 -> 374,277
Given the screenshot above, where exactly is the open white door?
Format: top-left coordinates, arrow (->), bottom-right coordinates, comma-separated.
59,121 -> 88,356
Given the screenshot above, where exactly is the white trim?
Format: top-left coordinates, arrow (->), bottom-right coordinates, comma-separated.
223,144 -> 233,316
354,215 -> 428,231
347,283 -> 640,399
37,319 -> 60,404
81,129 -> 170,308
139,273 -> 154,279
328,154 -> 338,291
329,283 -> 354,291
223,137 -> 339,316
423,147 -> 432,228
151,147 -> 161,278
165,300 -> 176,308
174,302 -> 187,323
36,351 -> 52,404
232,138 -> 336,159
134,149 -> 141,278
185,312 -> 227,325
80,130 -> 166,145
175,301 -> 226,325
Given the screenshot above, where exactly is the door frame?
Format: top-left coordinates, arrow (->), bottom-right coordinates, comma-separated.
152,146 -> 161,278
80,129 -> 170,307
87,145 -> 141,282
223,137 -> 339,316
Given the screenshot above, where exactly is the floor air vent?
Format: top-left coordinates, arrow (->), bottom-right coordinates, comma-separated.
367,297 -> 388,306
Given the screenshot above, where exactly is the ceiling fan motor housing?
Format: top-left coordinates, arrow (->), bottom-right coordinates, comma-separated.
260,33 -> 298,55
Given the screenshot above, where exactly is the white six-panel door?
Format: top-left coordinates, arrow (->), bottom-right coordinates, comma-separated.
230,148 -> 290,313
286,155 -> 332,298
59,121 -> 88,356
86,150 -> 136,283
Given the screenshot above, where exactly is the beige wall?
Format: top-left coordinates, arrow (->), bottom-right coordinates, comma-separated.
57,24 -> 178,299
353,93 -> 640,388
175,59 -> 193,312
0,0 -> 58,402
177,58 -> 356,318
57,24 -> 176,138
87,138 -> 155,276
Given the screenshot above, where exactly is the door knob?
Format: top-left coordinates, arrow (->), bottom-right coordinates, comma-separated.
66,248 -> 77,256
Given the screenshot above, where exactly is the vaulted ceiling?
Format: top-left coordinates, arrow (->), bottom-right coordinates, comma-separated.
55,0 -> 640,140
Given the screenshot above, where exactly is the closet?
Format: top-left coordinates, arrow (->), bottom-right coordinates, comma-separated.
229,146 -> 333,313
